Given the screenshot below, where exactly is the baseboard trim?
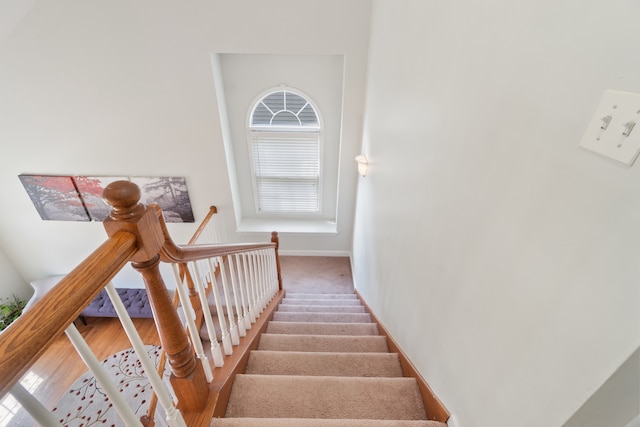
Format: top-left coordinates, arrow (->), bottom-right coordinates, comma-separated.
355,290 -> 450,423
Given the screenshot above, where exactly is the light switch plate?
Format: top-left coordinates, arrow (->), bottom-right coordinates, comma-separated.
579,90 -> 640,167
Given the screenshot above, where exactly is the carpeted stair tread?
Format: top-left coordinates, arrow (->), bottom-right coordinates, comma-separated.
195,313 -> 243,342
258,334 -> 389,352
219,282 -> 434,425
273,311 -> 372,323
277,304 -> 366,313
285,293 -> 358,299
179,306 -> 245,342
212,418 -> 447,427
225,374 -> 427,420
266,321 -> 379,336
282,298 -> 362,306
246,351 -> 403,377
207,304 -> 246,316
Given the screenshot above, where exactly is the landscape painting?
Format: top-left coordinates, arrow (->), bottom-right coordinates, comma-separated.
74,176 -> 129,221
130,177 -> 195,223
18,175 -> 90,221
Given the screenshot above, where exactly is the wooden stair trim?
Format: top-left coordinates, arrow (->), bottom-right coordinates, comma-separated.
212,290 -> 284,419
355,290 -> 450,423
181,289 -> 284,425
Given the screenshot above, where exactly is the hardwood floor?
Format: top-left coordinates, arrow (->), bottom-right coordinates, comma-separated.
4,317 -> 160,426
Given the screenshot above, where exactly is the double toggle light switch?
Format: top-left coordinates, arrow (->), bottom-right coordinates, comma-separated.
580,90 -> 640,167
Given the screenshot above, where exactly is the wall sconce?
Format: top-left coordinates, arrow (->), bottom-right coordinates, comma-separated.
355,155 -> 368,177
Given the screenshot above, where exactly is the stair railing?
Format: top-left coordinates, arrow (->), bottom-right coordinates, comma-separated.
189,205 -> 219,245
144,204 -> 219,425
0,181 -> 282,426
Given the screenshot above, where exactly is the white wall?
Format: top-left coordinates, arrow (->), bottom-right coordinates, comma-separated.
0,0 -> 36,46
563,349 -> 639,427
0,245 -> 29,301
0,0 -> 371,289
352,1 -> 640,426
625,416 -> 640,427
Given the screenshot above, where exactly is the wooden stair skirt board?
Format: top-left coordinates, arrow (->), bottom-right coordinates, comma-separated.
355,290 -> 450,424
210,291 -> 450,426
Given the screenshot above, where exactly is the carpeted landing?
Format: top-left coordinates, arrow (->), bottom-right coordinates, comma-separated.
211,292 -> 446,427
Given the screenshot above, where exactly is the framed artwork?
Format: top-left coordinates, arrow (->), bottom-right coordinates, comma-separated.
73,176 -> 129,221
130,177 -> 195,223
18,175 -> 90,221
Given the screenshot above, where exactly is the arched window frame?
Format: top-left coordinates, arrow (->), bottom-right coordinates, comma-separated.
247,88 -> 323,214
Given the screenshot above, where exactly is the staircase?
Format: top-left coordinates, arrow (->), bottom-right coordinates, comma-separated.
211,292 -> 448,427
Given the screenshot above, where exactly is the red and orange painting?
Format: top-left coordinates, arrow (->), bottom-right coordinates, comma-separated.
18,175 -> 90,221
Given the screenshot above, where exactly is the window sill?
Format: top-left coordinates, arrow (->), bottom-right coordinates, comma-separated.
236,218 -> 338,234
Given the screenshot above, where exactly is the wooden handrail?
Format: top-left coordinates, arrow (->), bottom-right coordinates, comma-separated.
188,205 -> 217,245
151,204 -> 276,264
0,231 -> 137,398
162,242 -> 277,262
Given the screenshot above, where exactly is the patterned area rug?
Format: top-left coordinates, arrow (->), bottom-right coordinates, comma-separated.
52,345 -> 172,427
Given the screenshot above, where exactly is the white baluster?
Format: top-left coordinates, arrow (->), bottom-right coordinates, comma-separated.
247,253 -> 261,318
264,251 -> 272,301
260,251 -> 268,308
204,259 -> 233,355
104,282 -> 187,427
65,324 -> 143,427
270,248 -> 278,294
257,251 -> 268,311
243,253 -> 257,323
236,254 -> 253,329
264,249 -> 272,296
217,257 -> 240,345
10,383 -> 63,426
268,248 -> 277,294
251,252 -> 263,314
192,261 -> 228,363
227,255 -> 247,337
255,251 -> 264,310
170,264 -> 214,382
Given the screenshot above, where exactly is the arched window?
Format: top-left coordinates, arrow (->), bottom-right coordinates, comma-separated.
248,89 -> 321,213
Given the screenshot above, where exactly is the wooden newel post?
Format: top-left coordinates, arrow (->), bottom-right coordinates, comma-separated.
102,181 -> 208,411
271,231 -> 282,290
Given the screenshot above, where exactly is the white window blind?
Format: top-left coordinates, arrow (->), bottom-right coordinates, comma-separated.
251,134 -> 320,213
248,89 -> 321,214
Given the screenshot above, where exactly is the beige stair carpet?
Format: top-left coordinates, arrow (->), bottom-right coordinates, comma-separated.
245,351 -> 403,377
277,304 -> 366,313
213,419 -> 447,427
272,311 -> 372,323
214,289 -> 446,427
257,334 -> 390,353
225,374 -> 427,419
285,293 -> 359,299
266,320 -> 379,336
275,256 -> 355,294
281,297 -> 363,306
